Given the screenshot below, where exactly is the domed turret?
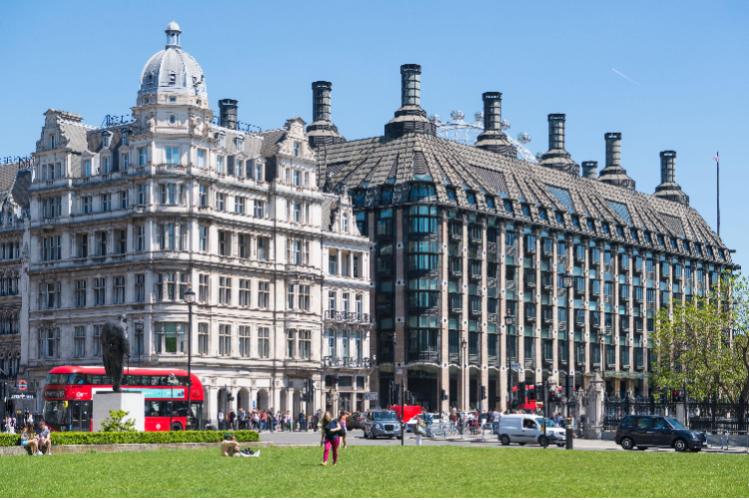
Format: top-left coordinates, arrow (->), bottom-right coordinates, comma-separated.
137,22 -> 208,108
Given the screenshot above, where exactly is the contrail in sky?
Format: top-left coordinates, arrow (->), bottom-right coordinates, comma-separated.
611,67 -> 641,86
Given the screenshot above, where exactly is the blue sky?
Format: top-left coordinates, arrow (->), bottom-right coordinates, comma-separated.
1,0 -> 747,269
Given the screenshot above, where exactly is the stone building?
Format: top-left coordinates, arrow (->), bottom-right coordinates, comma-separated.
23,23 -> 371,423
311,64 -> 734,413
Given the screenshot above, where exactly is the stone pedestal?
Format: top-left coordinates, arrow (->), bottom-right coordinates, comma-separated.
92,392 -> 145,432
583,371 -> 605,439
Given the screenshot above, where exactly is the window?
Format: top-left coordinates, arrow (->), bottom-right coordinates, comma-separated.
138,147 -> 148,167
198,323 -> 209,354
219,324 -> 232,356
132,322 -> 144,357
120,152 -> 129,170
113,275 -> 125,304
287,284 -> 296,310
137,184 -> 147,205
165,146 -> 180,165
253,199 -> 265,218
199,274 -> 209,303
93,277 -> 106,305
92,325 -> 102,356
73,326 -> 86,358
219,276 -> 232,305
257,327 -> 270,358
95,231 -> 107,256
156,272 -> 178,302
216,155 -> 225,174
101,193 -> 111,212
74,279 -> 87,307
287,329 -> 296,358
299,284 -> 310,311
38,327 -> 60,358
257,281 -> 270,309
239,279 -> 251,306
40,196 -> 62,219
218,230 -> 231,256
299,330 -> 312,360
154,322 -> 185,354
257,237 -> 269,261
101,156 -> 111,174
199,225 -> 209,252
81,195 -> 92,214
227,155 -> 235,176
254,161 -> 264,182
196,148 -> 207,168
239,325 -> 251,357
199,184 -> 208,208
135,225 -> 145,252
114,229 -> 127,254
328,291 -> 336,313
134,274 -> 145,302
235,196 -> 245,215
119,190 -> 128,210
41,235 -> 61,261
216,193 -> 226,211
82,159 -> 92,177
287,239 -> 308,265
238,234 -> 250,258
160,183 -> 182,206
328,250 -> 338,275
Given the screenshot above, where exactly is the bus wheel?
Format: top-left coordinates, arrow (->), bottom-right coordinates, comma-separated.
171,422 -> 183,431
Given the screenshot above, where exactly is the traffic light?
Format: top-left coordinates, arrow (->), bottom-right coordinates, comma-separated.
480,385 -> 487,400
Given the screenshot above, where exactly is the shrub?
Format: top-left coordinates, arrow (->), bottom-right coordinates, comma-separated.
100,410 -> 137,432
0,430 -> 258,447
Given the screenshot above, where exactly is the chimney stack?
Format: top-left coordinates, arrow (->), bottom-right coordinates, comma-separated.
539,113 -> 577,174
218,98 -> 238,130
384,64 -> 435,140
581,161 -> 598,178
307,81 -> 343,148
474,92 -> 517,157
597,132 -> 635,189
654,150 -> 689,205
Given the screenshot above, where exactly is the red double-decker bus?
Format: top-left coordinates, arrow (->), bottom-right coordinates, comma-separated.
42,366 -> 204,432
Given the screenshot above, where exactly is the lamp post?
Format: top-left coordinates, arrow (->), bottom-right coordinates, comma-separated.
504,315 -> 515,411
183,288 -> 196,429
461,338 -> 468,413
562,273 -> 575,450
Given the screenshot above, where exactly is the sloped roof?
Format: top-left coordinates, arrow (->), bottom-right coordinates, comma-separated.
318,132 -> 730,263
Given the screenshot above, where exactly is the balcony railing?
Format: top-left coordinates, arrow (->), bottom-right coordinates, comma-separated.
324,310 -> 370,324
322,356 -> 373,369
407,350 -> 440,364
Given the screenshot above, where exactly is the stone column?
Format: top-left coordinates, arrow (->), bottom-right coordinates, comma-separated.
480,221 -> 489,412
583,371 -> 605,439
460,218 -> 469,411
439,215 -> 450,414
499,225 -> 508,411
206,386 -> 218,427
394,208 -> 407,399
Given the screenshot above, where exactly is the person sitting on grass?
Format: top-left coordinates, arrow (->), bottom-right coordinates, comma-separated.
220,433 -> 260,458
20,425 -> 38,456
36,421 -> 52,455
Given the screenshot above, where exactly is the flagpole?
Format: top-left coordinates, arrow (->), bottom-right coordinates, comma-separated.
716,151 -> 720,237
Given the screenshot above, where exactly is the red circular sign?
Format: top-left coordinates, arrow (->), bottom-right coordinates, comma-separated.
18,379 -> 27,392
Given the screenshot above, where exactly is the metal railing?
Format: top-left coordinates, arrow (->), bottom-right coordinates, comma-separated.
323,310 -> 370,323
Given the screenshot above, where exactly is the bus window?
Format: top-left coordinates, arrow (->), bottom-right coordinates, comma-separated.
145,401 -> 162,417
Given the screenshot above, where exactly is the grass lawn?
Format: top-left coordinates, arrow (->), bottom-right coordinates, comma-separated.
2,446 -> 748,497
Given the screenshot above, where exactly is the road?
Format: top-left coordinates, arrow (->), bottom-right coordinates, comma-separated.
257,429 -> 747,453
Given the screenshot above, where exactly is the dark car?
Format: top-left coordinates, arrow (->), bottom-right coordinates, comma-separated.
615,415 -> 706,452
347,412 -> 366,430
362,410 -> 401,439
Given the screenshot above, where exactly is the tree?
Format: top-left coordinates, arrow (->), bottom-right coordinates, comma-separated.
652,273 -> 749,408
100,409 -> 137,432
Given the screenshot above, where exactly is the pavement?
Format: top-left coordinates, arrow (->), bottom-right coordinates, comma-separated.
255,429 -> 749,453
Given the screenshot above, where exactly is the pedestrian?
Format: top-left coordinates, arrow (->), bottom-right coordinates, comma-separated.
228,410 -> 236,430
298,412 -> 306,432
217,410 -> 225,430
238,408 -> 246,430
414,415 -> 426,446
319,411 -> 342,466
338,410 -> 350,449
720,429 -> 729,450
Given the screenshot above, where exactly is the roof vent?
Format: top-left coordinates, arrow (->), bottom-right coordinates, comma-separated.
539,114 -> 578,175
597,132 -> 635,190
654,150 -> 689,205
307,81 -> 344,148
581,161 -> 598,179
474,92 -> 517,157
384,64 -> 436,140
218,99 -> 238,130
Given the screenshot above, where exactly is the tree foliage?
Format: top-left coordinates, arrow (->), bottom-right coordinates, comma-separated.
100,409 -> 137,432
652,273 -> 749,405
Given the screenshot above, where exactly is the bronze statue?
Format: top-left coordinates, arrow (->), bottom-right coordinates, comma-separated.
101,317 -> 129,392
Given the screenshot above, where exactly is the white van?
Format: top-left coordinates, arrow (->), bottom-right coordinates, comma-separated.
497,414 -> 566,447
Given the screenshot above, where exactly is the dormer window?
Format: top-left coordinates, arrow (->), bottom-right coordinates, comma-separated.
293,141 -> 301,157
48,134 -> 55,149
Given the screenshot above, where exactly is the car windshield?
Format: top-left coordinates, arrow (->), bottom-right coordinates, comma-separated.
665,417 -> 687,430
372,411 -> 396,420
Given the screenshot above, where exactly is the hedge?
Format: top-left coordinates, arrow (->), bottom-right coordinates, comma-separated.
0,430 -> 259,447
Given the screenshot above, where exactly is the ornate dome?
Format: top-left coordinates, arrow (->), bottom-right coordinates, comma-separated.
138,22 -> 208,106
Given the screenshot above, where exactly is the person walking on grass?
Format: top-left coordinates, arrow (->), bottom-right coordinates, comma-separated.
338,410 -> 350,449
320,411 -> 342,466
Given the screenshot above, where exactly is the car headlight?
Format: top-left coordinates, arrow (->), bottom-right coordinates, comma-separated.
374,423 -> 381,429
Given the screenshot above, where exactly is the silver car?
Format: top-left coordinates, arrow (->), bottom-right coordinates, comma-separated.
363,410 -> 402,439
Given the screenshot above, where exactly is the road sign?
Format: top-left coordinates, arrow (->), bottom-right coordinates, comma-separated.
364,391 -> 378,401
17,379 -> 27,392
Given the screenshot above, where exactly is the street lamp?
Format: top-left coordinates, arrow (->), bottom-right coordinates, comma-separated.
461,338 -> 468,413
183,288 -> 196,429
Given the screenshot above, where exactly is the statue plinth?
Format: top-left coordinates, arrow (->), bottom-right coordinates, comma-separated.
92,391 -> 145,432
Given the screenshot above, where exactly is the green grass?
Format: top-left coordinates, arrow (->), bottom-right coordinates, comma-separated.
2,446 -> 748,497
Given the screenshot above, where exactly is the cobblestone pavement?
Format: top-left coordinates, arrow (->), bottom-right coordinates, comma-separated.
256,429 -> 749,453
